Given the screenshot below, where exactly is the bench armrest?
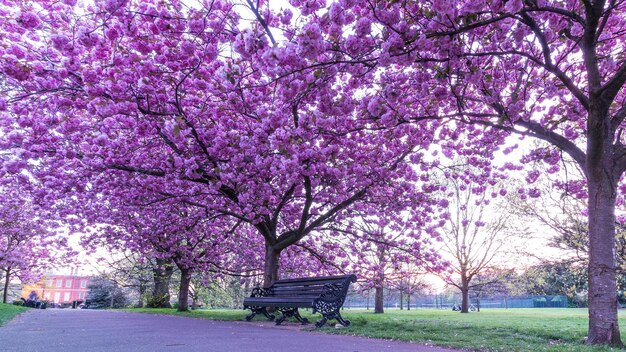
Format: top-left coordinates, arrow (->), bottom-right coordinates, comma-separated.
312,275 -> 356,314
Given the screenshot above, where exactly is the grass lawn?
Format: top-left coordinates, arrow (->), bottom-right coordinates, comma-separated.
329,308 -> 626,352
125,307 -> 626,351
0,303 -> 28,327
128,307 -> 246,321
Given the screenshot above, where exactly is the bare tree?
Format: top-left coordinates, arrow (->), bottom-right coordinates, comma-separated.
394,263 -> 430,310
96,252 -> 154,308
440,176 -> 516,313
318,213 -> 438,313
334,219 -> 410,314
512,161 -> 626,274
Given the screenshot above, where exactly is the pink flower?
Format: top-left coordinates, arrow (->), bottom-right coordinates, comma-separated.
18,11 -> 40,29
528,188 -> 541,198
504,0 -> 523,12
525,170 -> 540,184
104,0 -> 128,13
355,18 -> 371,37
51,34 -> 71,51
281,9 -> 293,25
181,41 -> 196,56
3,59 -> 30,81
188,19 -> 204,33
105,27 -> 120,41
4,159 -> 27,174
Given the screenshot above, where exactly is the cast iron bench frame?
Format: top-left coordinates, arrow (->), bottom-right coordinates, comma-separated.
243,274 -> 357,327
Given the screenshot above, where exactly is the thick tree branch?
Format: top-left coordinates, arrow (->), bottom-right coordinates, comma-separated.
245,0 -> 276,46
271,183 -> 296,225
275,187 -> 368,251
601,60 -> 626,104
107,164 -> 165,177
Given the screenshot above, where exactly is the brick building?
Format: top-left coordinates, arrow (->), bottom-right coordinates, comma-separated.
22,274 -> 92,303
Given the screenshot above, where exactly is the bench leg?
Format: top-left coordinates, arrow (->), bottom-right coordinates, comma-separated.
245,307 -> 275,322
315,309 -> 350,328
293,309 -> 310,325
276,308 -> 309,325
335,311 -> 351,327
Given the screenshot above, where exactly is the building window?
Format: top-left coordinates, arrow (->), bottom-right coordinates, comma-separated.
64,292 -> 70,302
65,280 -> 72,288
54,292 -> 60,303
46,279 -> 53,287
79,292 -> 85,299
80,280 -> 87,288
56,280 -> 62,288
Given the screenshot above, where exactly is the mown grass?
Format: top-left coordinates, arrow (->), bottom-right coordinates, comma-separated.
125,307 -> 626,351
324,308 -> 626,352
0,303 -> 28,326
128,307 -> 246,321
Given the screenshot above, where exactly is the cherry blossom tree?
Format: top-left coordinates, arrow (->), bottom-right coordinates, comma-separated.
0,0 -> 441,292
83,197 -> 257,311
281,0 -> 626,345
0,184 -> 73,303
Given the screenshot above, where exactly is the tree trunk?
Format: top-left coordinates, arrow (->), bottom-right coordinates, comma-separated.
2,267 -> 10,304
586,176 -> 622,346
178,268 -> 192,312
150,258 -> 173,308
399,291 -> 403,310
460,277 -> 470,313
366,290 -> 370,310
136,282 -> 146,308
407,293 -> 410,310
263,245 -> 281,288
374,287 -> 384,314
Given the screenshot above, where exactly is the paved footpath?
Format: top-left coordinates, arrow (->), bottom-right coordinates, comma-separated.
0,309 -> 461,352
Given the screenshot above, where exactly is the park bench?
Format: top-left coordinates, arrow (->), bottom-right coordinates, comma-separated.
243,274 -> 357,327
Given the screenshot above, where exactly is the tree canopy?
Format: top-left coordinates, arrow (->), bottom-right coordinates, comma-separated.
2,0 -> 626,346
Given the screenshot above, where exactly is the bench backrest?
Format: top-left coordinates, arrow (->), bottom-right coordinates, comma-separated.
269,274 -> 356,302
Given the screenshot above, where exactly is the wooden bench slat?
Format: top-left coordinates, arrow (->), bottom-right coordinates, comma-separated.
245,296 -> 320,302
244,300 -> 315,306
244,302 -> 314,308
274,276 -> 350,284
271,287 -> 325,293
271,292 -> 323,297
273,275 -> 354,284
272,280 -> 347,288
